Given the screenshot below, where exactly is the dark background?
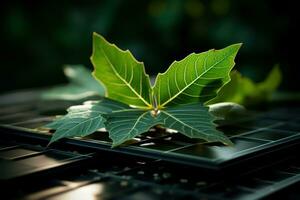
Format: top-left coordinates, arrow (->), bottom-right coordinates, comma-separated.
0,0 -> 294,93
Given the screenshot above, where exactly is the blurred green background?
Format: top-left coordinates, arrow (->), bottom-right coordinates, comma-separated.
0,0 -> 293,93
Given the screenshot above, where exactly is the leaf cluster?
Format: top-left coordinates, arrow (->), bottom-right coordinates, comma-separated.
209,66 -> 281,106
41,65 -> 105,101
47,33 -> 242,147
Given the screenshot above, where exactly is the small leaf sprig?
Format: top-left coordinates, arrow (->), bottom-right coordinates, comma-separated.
46,33 -> 242,147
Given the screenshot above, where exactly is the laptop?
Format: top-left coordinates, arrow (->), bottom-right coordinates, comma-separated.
0,89 -> 299,199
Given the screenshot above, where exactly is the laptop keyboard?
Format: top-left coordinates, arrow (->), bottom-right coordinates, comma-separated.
0,95 -> 299,199
0,138 -> 299,199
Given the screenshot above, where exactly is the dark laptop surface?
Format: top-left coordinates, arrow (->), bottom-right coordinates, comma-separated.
0,90 -> 299,199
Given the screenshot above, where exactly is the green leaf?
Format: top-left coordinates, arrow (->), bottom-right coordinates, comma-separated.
46,116 -> 65,130
41,65 -> 105,101
208,65 -> 282,106
48,98 -> 130,144
161,103 -> 233,145
105,109 -> 161,147
91,33 -> 153,109
153,44 -> 242,108
257,65 -> 281,93
105,103 -> 232,147
49,111 -> 106,144
206,70 -> 253,105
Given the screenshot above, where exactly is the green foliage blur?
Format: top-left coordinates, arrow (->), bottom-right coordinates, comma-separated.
0,0 -> 292,93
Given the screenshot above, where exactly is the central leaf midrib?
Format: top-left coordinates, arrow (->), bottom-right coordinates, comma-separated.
128,111 -> 148,134
161,110 -> 208,136
111,111 -> 149,146
99,47 -> 152,108
159,51 -> 232,107
60,115 -> 103,137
